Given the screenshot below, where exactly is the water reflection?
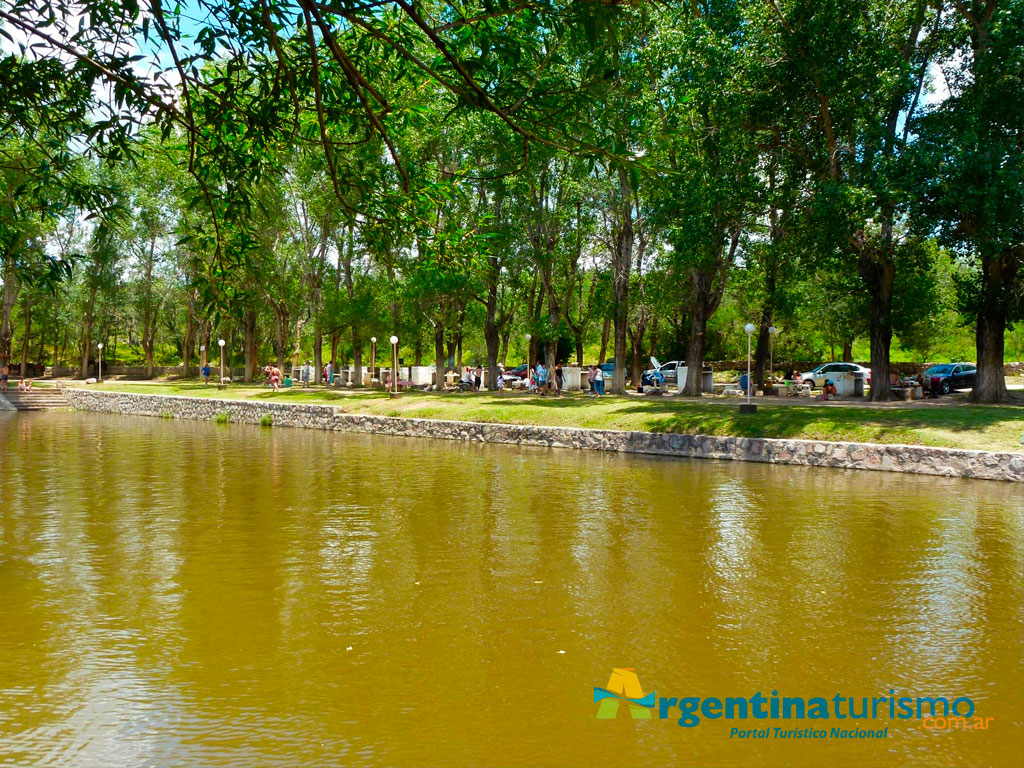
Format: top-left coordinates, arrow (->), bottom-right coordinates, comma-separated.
0,411 -> 1021,767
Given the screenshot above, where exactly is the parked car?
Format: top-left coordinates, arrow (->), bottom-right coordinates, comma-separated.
502,363 -> 529,379
922,363 -> 976,394
641,358 -> 684,386
800,362 -> 872,389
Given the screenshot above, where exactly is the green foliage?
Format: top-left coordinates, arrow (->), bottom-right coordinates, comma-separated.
1,0 -> 1018,395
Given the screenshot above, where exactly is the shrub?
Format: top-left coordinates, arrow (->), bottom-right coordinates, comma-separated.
212,412 -> 230,424
260,413 -> 273,427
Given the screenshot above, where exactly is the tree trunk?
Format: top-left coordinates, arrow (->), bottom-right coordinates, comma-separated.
141,238 -> 157,378
628,323 -> 646,387
351,327 -> 362,387
970,251 -> 1013,402
434,324 -> 446,394
680,233 -> 738,396
273,305 -> 289,370
52,293 -> 60,372
858,241 -> 895,402
752,311 -> 772,389
842,340 -> 853,363
182,310 -> 195,378
752,267 -> 777,388
609,166 -> 634,395
19,296 -> 31,377
143,336 -> 155,378
243,309 -> 257,382
0,260 -> 20,364
598,317 -> 610,364
78,283 -> 98,378
682,298 -> 709,396
500,330 -> 510,366
313,320 -> 322,386
484,277 -> 500,390
199,323 -> 210,371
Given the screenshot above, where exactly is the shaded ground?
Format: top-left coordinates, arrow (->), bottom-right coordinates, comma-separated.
44,379 -> 1024,454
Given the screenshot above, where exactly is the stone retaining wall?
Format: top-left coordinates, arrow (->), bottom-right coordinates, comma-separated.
60,388 -> 1024,482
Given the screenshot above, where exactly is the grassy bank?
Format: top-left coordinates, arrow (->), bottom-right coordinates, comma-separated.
57,380 -> 1024,454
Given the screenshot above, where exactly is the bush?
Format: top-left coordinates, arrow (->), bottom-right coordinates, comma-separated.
212,412 -> 230,424
260,413 -> 273,427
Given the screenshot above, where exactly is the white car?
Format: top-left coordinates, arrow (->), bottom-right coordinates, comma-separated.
641,357 -> 683,386
800,362 -> 872,388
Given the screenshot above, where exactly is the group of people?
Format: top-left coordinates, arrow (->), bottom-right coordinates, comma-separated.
521,362 -> 606,396
461,365 -> 484,391
454,361 -> 606,396
0,364 -> 34,393
529,362 -> 566,396
783,370 -> 838,399
586,364 -> 605,396
262,363 -> 285,390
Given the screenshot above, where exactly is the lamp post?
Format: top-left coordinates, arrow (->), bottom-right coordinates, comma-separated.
370,337 -> 377,386
389,335 -> 399,398
218,338 -> 226,385
97,342 -> 103,382
525,333 -> 532,393
768,326 -> 779,384
741,323 -> 757,414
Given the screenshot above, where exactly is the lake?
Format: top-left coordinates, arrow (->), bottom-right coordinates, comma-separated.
1,411 -> 1021,767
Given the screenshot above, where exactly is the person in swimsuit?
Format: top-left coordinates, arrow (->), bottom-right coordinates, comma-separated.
0,365 -> 8,392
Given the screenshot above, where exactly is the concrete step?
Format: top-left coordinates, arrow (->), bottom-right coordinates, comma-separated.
0,391 -> 69,410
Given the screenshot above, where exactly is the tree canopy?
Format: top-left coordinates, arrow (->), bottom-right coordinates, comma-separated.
1,0 -> 1021,399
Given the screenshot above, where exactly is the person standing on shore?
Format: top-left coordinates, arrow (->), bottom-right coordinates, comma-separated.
202,363 -> 212,385
1,364 -> 8,392
593,364 -> 604,397
587,365 -> 596,396
554,363 -> 563,396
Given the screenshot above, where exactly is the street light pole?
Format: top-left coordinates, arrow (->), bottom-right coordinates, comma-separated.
741,323 -> 756,414
370,336 -> 377,387
97,343 -> 103,382
218,338 -> 226,385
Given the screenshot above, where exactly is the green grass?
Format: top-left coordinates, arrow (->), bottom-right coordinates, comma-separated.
78,380 -> 1024,453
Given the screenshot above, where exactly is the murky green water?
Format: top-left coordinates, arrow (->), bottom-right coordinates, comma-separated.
1,411 -> 1022,767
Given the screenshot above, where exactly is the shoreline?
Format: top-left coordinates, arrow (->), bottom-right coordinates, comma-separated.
47,388 -> 1024,483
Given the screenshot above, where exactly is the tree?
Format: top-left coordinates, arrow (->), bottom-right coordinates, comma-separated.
749,0 -> 944,400
647,3 -> 758,396
912,0 -> 1023,402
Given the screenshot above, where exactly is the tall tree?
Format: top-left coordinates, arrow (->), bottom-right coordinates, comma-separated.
913,0 -> 1023,402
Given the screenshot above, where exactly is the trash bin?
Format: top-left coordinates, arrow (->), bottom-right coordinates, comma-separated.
833,372 -> 855,396
702,367 -> 714,394
853,371 -> 865,397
